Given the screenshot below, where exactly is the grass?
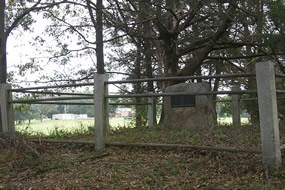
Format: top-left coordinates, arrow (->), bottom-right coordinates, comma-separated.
16,117 -> 248,137
1,137 -> 285,189
0,102 -> 282,189
107,124 -> 264,149
2,120 -> 285,189
16,118 -> 132,136
217,117 -> 249,125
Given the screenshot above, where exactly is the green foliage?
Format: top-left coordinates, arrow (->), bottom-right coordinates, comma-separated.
47,124 -> 90,138
16,119 -> 93,137
36,104 -> 59,119
268,1 -> 285,30
5,0 -> 36,33
216,96 -> 232,117
6,0 -> 285,127
16,125 -> 35,136
14,103 -> 58,124
14,105 -> 40,124
67,104 -> 94,117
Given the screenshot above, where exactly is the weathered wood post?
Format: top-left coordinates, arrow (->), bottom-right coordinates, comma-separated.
0,83 -> 15,136
94,74 -> 108,149
147,92 -> 156,127
256,61 -> 281,170
231,84 -> 241,126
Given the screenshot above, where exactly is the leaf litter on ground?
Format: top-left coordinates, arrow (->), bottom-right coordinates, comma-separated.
1,124 -> 285,189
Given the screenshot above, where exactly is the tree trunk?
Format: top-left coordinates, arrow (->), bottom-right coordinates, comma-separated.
144,40 -> 154,92
245,0 -> 264,125
155,1 -> 179,124
40,113 -> 43,122
139,0 -> 154,92
0,0 -> 7,83
95,0 -> 104,74
0,1 -> 6,133
133,42 -> 143,128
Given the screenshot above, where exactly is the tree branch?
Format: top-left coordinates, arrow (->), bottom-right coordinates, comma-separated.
177,2 -> 203,33
6,0 -> 68,36
177,4 -> 236,76
207,53 -> 284,60
86,0 -> 97,30
46,10 -> 96,44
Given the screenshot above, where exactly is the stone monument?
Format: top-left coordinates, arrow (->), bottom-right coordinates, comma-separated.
164,83 -> 216,129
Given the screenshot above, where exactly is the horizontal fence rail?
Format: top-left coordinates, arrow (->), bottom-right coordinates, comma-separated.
18,90 -> 94,97
10,101 -> 155,106
109,102 -> 152,106
106,90 -> 257,98
11,96 -> 94,104
275,74 -> 285,78
106,142 -> 262,154
276,90 -> 285,94
10,82 -> 93,92
11,101 -> 95,105
106,73 -> 256,84
29,139 -> 262,154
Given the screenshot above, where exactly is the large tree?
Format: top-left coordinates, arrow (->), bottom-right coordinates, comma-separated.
10,0 -> 285,84
1,0 -> 68,83
0,0 -> 69,132
8,0 -> 285,125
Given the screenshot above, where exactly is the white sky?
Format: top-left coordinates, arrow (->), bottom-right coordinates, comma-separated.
7,15 -> 93,83
6,17 -> 121,93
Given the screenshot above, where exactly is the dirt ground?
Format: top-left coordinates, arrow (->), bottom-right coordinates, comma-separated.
1,126 -> 285,189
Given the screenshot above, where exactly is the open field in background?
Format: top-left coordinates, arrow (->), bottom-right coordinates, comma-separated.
217,117 -> 249,125
16,118 -> 132,135
16,117 -> 250,135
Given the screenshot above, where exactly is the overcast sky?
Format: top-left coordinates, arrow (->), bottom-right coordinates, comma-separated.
6,16 -> 95,85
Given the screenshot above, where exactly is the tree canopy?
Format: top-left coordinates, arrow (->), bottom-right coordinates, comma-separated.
4,0 -> 285,123
5,1 -> 284,84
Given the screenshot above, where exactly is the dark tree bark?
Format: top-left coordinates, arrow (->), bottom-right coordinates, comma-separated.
95,0 -> 104,74
0,0 -> 7,83
134,47 -> 143,128
0,0 -> 6,133
245,0 -> 264,125
177,4 -> 236,77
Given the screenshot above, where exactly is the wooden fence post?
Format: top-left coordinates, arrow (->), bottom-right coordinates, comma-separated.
0,83 -> 15,136
147,92 -> 156,127
256,61 -> 281,170
94,74 -> 108,149
231,84 -> 241,126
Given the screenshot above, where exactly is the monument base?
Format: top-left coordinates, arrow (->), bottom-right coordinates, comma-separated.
164,83 -> 216,129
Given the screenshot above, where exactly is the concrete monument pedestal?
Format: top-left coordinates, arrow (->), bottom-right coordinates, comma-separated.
164,83 -> 216,129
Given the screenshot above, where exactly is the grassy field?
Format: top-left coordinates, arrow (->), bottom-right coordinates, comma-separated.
16,117 -> 249,136
217,117 -> 249,125
16,118 -> 132,135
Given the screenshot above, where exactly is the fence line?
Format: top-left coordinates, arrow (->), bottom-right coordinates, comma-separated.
18,90 -> 93,97
9,82 -> 93,92
106,73 -> 256,84
106,142 -> 261,154
29,139 -> 261,154
11,101 -> 154,106
12,101 -> 94,105
11,96 -> 93,104
275,74 -> 285,78
106,90 -> 257,98
276,90 -> 285,94
0,65 -> 282,170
